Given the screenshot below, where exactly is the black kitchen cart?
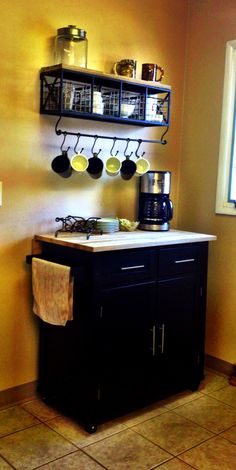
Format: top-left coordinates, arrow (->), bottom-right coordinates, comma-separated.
28,237 -> 208,433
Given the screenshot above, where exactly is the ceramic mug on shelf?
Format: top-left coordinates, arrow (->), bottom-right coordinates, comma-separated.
113,59 -> 137,78
63,82 -> 75,110
120,103 -> 135,118
93,91 -> 104,114
141,63 -> 164,82
145,95 -> 158,121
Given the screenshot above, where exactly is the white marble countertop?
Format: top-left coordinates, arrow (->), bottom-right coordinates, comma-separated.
34,229 -> 217,253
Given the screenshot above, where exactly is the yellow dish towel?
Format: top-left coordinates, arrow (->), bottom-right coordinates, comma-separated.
32,258 -> 73,326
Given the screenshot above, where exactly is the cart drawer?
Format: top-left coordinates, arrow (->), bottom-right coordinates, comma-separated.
97,249 -> 156,286
158,245 -> 199,276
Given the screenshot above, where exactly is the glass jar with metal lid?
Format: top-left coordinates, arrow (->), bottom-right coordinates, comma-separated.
54,25 -> 88,68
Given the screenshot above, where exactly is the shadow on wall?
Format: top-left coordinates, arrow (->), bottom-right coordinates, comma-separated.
101,175 -> 139,219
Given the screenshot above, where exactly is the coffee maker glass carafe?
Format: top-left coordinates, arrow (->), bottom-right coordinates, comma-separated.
138,171 -> 173,231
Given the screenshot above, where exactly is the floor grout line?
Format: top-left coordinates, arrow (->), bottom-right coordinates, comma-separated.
0,371 -> 236,469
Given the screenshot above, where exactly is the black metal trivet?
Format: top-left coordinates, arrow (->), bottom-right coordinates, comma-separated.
55,216 -> 102,239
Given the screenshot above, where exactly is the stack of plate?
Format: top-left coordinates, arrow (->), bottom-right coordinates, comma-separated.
96,218 -> 119,233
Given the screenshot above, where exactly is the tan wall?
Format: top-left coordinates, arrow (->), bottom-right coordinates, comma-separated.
178,0 -> 236,363
0,0 -> 188,391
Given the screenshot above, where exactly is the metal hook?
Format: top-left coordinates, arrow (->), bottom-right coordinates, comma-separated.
124,138 -> 133,159
73,134 -> 81,154
60,132 -> 70,153
91,135 -> 101,156
110,137 -> 117,156
135,139 -> 145,158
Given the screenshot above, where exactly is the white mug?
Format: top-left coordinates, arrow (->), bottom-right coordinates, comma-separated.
63,82 -> 75,110
93,91 -> 104,114
146,95 -> 158,121
121,103 -> 135,118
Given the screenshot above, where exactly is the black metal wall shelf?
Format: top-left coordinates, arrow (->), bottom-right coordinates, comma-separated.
40,64 -> 171,128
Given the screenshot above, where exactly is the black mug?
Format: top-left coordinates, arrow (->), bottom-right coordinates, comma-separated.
51,150 -> 72,178
87,153 -> 104,179
120,156 -> 137,180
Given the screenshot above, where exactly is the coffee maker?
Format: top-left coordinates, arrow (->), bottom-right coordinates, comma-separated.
138,171 -> 173,231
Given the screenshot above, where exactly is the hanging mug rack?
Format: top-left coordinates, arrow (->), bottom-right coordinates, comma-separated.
52,117 -> 168,179
54,116 -> 169,146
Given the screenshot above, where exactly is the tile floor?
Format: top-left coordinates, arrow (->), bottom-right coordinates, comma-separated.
0,370 -> 236,469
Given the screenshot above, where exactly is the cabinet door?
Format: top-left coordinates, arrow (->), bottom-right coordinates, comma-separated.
156,273 -> 201,392
97,281 -> 156,417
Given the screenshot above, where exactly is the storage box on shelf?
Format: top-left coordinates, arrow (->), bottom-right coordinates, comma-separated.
40,64 -> 171,127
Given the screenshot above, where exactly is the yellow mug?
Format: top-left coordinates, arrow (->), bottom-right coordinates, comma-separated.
70,152 -> 88,172
135,157 -> 150,176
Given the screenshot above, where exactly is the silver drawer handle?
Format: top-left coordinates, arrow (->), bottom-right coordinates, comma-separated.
121,264 -> 145,271
174,258 -> 195,264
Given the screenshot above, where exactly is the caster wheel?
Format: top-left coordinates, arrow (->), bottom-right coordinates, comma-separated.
84,423 -> 97,434
189,381 -> 200,392
41,394 -> 56,405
